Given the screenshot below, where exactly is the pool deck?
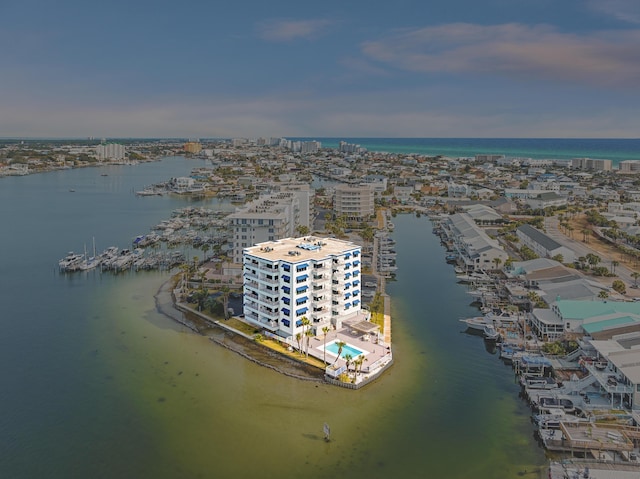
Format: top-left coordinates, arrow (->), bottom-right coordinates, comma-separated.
307,324 -> 392,376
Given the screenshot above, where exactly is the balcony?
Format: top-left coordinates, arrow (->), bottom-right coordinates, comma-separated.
258,275 -> 279,285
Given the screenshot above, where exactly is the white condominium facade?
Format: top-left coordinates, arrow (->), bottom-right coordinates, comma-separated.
334,184 -> 375,221
95,143 -> 125,161
243,237 -> 363,339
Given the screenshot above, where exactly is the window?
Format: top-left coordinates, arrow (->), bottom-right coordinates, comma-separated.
282,319 -> 290,327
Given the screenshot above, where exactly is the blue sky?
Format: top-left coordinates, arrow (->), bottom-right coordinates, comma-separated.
1,0 -> 640,138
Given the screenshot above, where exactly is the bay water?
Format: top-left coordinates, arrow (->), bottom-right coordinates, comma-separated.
1,155 -> 546,478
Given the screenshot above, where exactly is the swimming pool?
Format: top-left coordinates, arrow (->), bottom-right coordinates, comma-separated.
325,341 -> 364,358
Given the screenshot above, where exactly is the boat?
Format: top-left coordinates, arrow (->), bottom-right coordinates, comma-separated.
521,375 -> 559,390
58,252 -> 84,272
483,324 -> 501,341
460,316 -> 491,332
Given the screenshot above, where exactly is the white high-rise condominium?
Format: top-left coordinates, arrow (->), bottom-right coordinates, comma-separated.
242,236 -> 363,339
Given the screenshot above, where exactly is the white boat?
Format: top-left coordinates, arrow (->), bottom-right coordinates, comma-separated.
58,252 -> 85,272
460,316 -> 491,332
485,310 -> 519,326
483,324 -> 500,341
467,286 -> 495,298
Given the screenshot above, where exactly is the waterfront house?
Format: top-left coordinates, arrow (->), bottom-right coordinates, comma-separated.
441,213 -> 508,272
530,300 -> 640,341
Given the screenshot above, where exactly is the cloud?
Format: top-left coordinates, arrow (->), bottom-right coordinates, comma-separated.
588,0 -> 640,24
2,86 -> 639,139
257,19 -> 332,42
361,23 -> 640,88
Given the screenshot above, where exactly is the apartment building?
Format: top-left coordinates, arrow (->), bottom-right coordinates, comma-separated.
242,236 -> 363,339
228,192 -> 307,263
95,143 -> 125,161
571,158 -> 613,172
334,184 -> 375,221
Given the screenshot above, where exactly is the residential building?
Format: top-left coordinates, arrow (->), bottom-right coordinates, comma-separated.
242,236 -> 364,339
516,224 -> 576,263
571,158 -> 613,172
183,142 -> 202,154
95,143 -> 125,161
334,184 -> 375,221
619,160 -> 640,174
228,192 -> 305,263
441,213 -> 508,271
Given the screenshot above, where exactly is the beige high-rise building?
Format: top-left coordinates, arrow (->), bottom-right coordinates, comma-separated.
334,184 -> 375,221
183,142 -> 202,154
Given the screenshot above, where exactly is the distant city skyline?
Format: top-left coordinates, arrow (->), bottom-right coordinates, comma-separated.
2,0 -> 640,138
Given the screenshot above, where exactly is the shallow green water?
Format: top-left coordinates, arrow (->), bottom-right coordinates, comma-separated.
0,157 -> 546,478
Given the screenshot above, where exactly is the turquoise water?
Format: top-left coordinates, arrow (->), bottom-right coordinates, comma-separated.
325,341 -> 364,358
294,137 -> 640,164
0,153 -> 554,478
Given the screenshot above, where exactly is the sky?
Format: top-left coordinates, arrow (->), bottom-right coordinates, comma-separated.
1,0 -> 640,138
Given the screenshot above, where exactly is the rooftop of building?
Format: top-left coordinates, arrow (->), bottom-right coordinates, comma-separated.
246,236 -> 359,262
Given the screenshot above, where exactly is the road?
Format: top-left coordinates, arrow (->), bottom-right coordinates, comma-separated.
544,216 -> 640,296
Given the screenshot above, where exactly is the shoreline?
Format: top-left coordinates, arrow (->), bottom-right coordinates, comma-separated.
154,277 -> 326,382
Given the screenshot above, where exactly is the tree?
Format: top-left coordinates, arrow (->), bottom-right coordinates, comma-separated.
598,290 -> 609,300
611,260 -> 619,275
322,326 -> 330,364
295,333 -> 303,355
201,243 -> 211,261
300,316 -> 311,355
492,257 -> 502,271
632,272 -> 640,288
304,328 -> 314,358
586,253 -> 601,268
296,224 -> 310,236
551,254 -> 564,263
343,353 -> 353,380
220,285 -> 231,320
612,280 -> 626,295
332,340 -> 347,366
353,356 -> 367,382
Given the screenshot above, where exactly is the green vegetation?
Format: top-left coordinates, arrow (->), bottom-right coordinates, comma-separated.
542,340 -> 579,356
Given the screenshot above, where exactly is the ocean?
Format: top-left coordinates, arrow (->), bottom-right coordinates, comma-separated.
5,140 -> 625,477
295,137 -> 640,164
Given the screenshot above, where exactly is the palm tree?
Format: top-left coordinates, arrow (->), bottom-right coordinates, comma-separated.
492,257 -> 502,271
611,260 -> 619,275
322,326 -> 330,364
598,290 -> 609,300
201,243 -> 210,261
586,253 -> 601,268
295,333 -> 303,355
353,356 -> 366,382
332,340 -> 347,366
343,353 -> 353,379
304,328 -> 314,358
300,316 -> 310,355
220,285 -> 231,319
